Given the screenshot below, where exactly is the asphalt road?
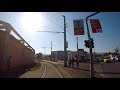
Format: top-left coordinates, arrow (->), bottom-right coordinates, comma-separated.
72,61 -> 120,78
86,60 -> 120,78
95,61 -> 120,78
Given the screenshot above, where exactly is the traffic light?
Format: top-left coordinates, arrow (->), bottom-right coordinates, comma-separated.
84,40 -> 90,48
91,38 -> 94,48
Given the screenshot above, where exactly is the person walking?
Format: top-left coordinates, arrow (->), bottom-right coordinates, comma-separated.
74,55 -> 79,68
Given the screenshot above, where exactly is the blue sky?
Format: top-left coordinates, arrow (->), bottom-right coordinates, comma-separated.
0,12 -> 120,54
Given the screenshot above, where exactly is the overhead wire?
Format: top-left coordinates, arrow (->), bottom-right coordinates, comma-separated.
40,13 -> 78,43
41,13 -> 64,30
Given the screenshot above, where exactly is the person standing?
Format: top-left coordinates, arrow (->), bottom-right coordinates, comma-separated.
74,55 -> 79,68
73,55 -> 79,68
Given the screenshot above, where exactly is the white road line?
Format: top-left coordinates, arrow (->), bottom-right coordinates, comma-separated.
41,63 -> 46,78
40,62 -> 43,71
50,63 -> 63,78
99,74 -> 105,78
94,64 -> 105,78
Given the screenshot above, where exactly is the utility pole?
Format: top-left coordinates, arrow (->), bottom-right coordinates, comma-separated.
37,31 -> 64,61
62,15 -> 67,67
51,41 -> 52,61
86,12 -> 100,78
76,36 -> 78,51
41,47 -> 47,60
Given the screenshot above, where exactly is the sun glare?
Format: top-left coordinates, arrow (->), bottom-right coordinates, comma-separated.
21,12 -> 43,34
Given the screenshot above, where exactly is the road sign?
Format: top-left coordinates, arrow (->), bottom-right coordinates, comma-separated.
90,19 -> 102,33
73,19 -> 84,35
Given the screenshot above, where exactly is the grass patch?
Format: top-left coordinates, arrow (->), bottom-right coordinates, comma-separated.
34,59 -> 42,63
29,63 -> 41,71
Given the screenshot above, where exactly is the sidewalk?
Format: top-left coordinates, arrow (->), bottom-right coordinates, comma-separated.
19,63 -> 43,78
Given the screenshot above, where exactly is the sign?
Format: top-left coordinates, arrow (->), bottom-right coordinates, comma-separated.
90,19 -> 102,33
73,19 -> 84,35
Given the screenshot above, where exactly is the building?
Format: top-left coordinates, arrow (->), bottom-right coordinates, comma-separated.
0,20 -> 35,73
51,50 -> 70,61
44,54 -> 51,60
68,49 -> 89,62
78,49 -> 84,52
51,49 -> 89,62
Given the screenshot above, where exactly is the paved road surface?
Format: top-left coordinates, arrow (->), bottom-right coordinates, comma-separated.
2,58 -> 120,78
41,62 -> 62,78
95,62 -> 120,78
86,61 -> 120,78
19,61 -> 63,78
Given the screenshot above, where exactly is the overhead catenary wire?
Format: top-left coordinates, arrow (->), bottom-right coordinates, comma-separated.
41,13 -> 64,30
39,13 -> 80,48
44,12 -> 64,24
37,13 -> 65,40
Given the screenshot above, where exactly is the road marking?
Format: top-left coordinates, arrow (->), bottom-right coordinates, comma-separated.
99,74 -> 105,78
50,63 -> 63,78
40,62 -> 43,71
94,64 -> 105,78
41,63 -> 46,78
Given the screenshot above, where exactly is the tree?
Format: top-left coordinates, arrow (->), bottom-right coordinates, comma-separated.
84,51 -> 88,55
114,48 -> 119,54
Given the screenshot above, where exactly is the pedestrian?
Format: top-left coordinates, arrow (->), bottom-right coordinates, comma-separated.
68,58 -> 74,68
70,57 -> 74,68
74,55 -> 79,68
68,58 -> 71,68
97,57 -> 100,64
76,56 -> 79,68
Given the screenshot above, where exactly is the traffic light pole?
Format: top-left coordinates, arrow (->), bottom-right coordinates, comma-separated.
86,12 -> 100,78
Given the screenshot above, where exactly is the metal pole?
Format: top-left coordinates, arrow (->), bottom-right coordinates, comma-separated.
41,47 -> 47,60
62,15 -> 67,67
86,19 -> 94,78
86,12 -> 100,78
51,41 -> 52,61
76,37 -> 78,51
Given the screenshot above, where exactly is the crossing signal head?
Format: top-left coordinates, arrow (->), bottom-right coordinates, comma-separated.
84,40 -> 89,48
91,38 -> 94,48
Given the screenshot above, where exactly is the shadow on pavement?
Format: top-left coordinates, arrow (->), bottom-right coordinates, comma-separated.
0,63 -> 37,78
95,71 -> 120,74
70,67 -> 120,75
